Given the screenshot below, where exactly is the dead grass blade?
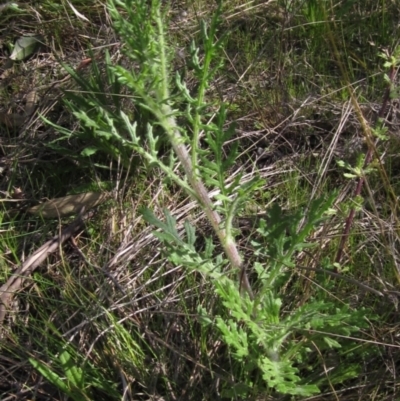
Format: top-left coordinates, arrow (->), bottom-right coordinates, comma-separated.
0,212 -> 93,326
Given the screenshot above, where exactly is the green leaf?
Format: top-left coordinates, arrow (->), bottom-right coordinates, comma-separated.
344,173 -> 357,178
10,35 -> 43,61
29,358 -> 71,395
216,318 -> 249,360
59,350 -> 84,390
81,147 -> 99,157
141,208 -> 183,246
323,336 -> 342,349
197,305 -> 212,326
72,111 -> 100,130
259,357 -> 320,396
184,220 -> 197,248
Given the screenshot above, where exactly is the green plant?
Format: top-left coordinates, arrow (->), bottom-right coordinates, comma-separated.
3,0 -> 400,400
24,0 -> 382,399
38,0 -> 371,398
29,349 -> 92,401
144,198 -> 368,397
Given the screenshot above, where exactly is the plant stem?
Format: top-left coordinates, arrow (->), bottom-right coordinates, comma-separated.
162,110 -> 254,299
154,7 -> 254,299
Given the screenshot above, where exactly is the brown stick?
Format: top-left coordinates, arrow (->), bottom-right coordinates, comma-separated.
0,213 -> 90,326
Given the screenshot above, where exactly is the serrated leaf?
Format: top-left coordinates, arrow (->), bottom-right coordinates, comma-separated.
141,207 -> 183,246
323,336 -> 342,349
141,207 -> 166,230
165,209 -> 180,238
215,194 -> 232,203
203,237 -> 216,259
72,111 -> 100,129
197,305 -> 213,325
184,220 -> 197,247
10,35 -> 43,61
152,230 -> 175,244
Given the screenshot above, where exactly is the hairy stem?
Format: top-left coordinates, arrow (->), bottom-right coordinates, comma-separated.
154,7 -> 253,299
163,112 -> 254,299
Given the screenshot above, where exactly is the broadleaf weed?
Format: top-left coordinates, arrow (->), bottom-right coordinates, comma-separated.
43,0 -> 372,397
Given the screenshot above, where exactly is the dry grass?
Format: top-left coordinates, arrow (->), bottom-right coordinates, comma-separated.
0,0 -> 400,400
